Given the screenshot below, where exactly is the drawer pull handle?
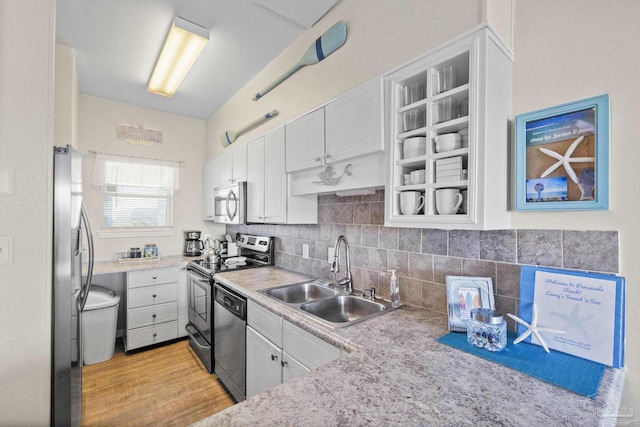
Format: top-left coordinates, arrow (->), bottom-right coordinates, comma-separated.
281,360 -> 288,367
152,275 -> 157,279
270,354 -> 278,361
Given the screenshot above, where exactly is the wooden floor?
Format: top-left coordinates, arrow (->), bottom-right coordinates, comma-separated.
81,339 -> 234,426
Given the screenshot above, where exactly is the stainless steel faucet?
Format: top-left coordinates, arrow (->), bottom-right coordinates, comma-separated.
331,235 -> 353,293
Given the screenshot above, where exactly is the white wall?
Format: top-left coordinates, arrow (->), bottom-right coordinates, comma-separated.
78,94 -> 212,261
206,0 -> 638,416
205,0 -> 484,158
511,0 -> 639,414
54,44 -> 79,149
0,0 -> 55,425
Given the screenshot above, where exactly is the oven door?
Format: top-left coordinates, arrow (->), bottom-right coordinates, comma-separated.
186,269 -> 214,373
187,269 -> 212,343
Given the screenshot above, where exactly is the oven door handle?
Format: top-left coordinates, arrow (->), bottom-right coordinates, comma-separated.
185,324 -> 210,350
186,269 -> 211,283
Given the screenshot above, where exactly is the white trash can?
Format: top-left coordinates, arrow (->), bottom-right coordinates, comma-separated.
82,285 -> 120,365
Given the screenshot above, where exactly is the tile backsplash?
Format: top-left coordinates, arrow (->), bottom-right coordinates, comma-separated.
227,189 -> 619,331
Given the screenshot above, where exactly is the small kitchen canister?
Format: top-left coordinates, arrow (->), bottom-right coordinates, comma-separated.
466,308 -> 507,352
144,244 -> 158,258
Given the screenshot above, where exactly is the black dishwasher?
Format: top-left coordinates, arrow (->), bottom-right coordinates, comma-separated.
213,282 -> 247,403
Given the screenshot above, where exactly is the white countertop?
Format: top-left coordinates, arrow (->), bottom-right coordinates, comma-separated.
191,266 -> 625,427
90,255 -> 197,275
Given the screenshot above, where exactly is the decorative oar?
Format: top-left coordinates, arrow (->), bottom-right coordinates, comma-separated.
252,21 -> 347,101
221,110 -> 279,147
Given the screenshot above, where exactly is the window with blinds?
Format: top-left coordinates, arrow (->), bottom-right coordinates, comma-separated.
93,153 -> 179,232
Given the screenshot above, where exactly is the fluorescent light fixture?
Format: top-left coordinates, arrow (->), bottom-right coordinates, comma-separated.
147,17 -> 209,97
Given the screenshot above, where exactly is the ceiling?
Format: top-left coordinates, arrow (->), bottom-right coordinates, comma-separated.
55,0 -> 338,120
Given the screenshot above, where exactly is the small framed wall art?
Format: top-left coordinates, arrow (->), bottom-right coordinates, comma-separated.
514,94 -> 609,211
445,276 -> 495,332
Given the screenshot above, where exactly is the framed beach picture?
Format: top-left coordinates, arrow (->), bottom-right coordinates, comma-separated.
514,94 -> 610,211
445,276 -> 495,332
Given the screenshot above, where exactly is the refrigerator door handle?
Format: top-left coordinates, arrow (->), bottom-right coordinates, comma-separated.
79,203 -> 95,311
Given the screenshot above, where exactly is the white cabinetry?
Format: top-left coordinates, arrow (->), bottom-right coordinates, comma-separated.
125,267 -> 178,351
246,301 -> 342,398
325,78 -> 383,162
384,26 -> 512,230
247,127 -> 317,224
177,264 -> 188,338
219,143 -> 247,184
202,157 -> 218,221
285,109 -> 325,173
285,78 -> 383,174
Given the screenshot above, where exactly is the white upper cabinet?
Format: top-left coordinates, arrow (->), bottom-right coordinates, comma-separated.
219,143 -> 247,184
325,78 -> 383,162
285,77 -> 383,174
384,26 -> 512,230
285,109 -> 325,173
202,157 -> 217,221
248,127 -> 316,224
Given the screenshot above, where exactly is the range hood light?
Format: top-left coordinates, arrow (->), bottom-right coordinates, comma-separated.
147,17 -> 209,97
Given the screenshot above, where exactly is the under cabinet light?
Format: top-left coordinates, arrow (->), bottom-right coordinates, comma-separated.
147,17 -> 209,97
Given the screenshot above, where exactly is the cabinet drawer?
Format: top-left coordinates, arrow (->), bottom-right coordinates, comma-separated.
247,301 -> 282,347
126,321 -> 177,351
128,283 -> 177,309
283,320 -> 341,369
128,302 -> 177,329
128,267 -> 178,288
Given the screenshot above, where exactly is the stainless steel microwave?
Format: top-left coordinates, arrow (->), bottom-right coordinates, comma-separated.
213,182 -> 246,224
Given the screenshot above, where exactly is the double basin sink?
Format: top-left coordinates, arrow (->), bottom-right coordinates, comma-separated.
259,280 -> 396,328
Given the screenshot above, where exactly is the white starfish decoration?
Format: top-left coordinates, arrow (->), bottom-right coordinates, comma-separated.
507,303 -> 566,353
539,136 -> 594,183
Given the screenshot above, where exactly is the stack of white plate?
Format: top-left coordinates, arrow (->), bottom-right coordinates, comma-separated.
403,137 -> 427,159
458,128 -> 469,148
410,169 -> 426,184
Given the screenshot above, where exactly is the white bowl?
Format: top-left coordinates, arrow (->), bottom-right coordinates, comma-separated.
403,137 -> 427,158
410,169 -> 426,184
434,133 -> 462,153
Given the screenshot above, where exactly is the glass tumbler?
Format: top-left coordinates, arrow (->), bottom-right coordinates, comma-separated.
404,82 -> 425,106
435,98 -> 458,123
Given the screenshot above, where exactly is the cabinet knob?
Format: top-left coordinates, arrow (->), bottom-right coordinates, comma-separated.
258,216 -> 264,219
324,153 -> 331,159
152,314 -> 157,318
280,360 -> 288,367
270,354 -> 278,361
152,275 -> 157,279
152,294 -> 157,298
153,333 -> 157,338
314,157 -> 322,162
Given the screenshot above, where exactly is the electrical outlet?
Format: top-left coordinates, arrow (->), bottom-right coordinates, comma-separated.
0,168 -> 13,196
302,244 -> 309,259
327,247 -> 335,263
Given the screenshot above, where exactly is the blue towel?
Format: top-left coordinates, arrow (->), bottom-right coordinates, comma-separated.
437,331 -> 605,398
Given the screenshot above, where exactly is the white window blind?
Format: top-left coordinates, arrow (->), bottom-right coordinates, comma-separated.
93,153 -> 179,231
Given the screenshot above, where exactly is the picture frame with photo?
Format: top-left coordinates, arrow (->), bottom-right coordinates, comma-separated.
445,276 -> 495,332
514,94 -> 609,211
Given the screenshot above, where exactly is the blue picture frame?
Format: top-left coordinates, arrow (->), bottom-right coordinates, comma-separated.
515,94 -> 609,211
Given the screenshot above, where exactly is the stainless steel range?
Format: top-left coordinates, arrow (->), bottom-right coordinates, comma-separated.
184,234 -> 273,376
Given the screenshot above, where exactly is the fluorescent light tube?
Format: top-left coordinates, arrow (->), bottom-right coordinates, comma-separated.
147,17 -> 209,97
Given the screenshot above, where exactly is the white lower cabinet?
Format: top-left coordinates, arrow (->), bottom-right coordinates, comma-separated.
246,301 -> 342,398
125,267 -> 179,351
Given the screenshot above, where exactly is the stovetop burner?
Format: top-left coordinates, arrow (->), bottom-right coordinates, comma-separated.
187,234 -> 274,277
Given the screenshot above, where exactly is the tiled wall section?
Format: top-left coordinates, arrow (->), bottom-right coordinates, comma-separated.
226,190 -> 619,330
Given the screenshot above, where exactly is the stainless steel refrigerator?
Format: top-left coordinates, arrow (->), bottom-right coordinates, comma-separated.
52,145 -> 94,427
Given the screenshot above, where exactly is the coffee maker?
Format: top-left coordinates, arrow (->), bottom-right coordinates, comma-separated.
183,230 -> 204,257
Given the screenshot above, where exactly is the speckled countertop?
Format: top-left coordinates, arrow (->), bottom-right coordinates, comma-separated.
90,255 -> 196,275
191,266 -> 625,427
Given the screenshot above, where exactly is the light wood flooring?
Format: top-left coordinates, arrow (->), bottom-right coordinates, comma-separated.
81,339 -> 234,426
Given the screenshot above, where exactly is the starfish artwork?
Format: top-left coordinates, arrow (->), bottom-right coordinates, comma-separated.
507,303 -> 566,353
550,304 -> 594,343
538,135 -> 595,183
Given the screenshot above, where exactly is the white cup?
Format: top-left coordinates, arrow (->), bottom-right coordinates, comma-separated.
460,190 -> 468,214
435,189 -> 463,215
400,191 -> 425,215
